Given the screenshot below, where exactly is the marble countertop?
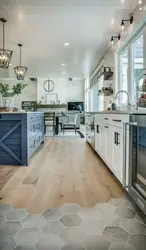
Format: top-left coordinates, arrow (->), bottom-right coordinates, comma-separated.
0,112 -> 44,114
85,110 -> 146,115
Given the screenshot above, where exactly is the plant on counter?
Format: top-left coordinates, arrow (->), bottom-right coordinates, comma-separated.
0,83 -> 10,97
0,82 -> 27,97
12,83 -> 27,95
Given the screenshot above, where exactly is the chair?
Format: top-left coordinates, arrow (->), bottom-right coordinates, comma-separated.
62,113 -> 78,134
44,112 -> 56,136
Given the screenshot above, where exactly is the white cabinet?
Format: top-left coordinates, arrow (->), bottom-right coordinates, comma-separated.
111,126 -> 123,183
94,113 -> 130,185
95,123 -> 100,153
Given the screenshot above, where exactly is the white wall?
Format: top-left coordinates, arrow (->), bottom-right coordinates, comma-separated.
37,78 -> 84,104
0,79 -> 37,110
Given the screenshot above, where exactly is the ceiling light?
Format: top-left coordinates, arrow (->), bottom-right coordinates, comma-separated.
139,6 -> 142,10
111,18 -> 114,25
64,42 -> 70,46
138,0 -> 142,4
0,18 -> 13,68
14,44 -> 27,80
62,63 -> 66,66
121,0 -> 125,3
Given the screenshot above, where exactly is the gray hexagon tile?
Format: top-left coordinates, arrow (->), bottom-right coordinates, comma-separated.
103,226 -> 129,242
79,219 -> 105,234
135,212 -> 146,225
128,234 -> 146,250
35,235 -> 65,250
120,219 -> 145,233
39,221 -> 64,235
6,208 -> 28,221
14,228 -> 41,245
0,236 -> 16,250
60,214 -> 82,227
61,204 -> 80,214
0,221 -> 22,236
116,204 -> 136,219
0,214 -> 6,226
78,208 -> 101,220
95,203 -> 117,215
62,244 -> 85,250
103,215 -> 121,227
128,202 -> 142,213
59,227 -> 85,244
109,242 -> 134,250
82,235 -> 111,250
123,193 -> 134,203
0,204 -> 13,215
42,208 -> 63,221
109,198 -> 129,207
21,214 -> 44,228
13,246 -> 36,250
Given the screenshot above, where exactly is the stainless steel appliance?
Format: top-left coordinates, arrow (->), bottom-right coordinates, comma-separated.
85,113 -> 95,149
127,114 -> 146,215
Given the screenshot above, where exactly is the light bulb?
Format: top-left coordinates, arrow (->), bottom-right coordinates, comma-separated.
138,0 -> 142,4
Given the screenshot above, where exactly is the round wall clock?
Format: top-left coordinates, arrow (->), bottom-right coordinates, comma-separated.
43,79 -> 54,92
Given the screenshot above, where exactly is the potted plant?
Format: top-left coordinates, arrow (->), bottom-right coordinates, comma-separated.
0,82 -> 27,111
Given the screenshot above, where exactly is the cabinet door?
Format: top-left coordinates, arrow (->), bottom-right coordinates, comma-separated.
99,123 -> 105,159
95,123 -> 100,153
112,126 -> 123,183
104,125 -> 112,168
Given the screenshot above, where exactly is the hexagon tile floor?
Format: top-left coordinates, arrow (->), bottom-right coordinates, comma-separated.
0,195 -> 146,250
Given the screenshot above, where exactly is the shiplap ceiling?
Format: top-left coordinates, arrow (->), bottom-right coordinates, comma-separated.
0,0 -> 142,78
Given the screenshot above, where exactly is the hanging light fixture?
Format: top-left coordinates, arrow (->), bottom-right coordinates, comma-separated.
121,16 -> 133,30
14,44 -> 27,80
0,18 -> 13,68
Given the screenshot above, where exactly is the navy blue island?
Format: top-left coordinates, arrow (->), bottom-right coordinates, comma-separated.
0,112 -> 44,166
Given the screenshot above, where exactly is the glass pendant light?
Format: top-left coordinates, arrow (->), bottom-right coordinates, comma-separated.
14,44 -> 27,80
0,18 -> 13,68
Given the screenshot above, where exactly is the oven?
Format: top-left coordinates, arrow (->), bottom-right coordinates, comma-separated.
127,115 -> 146,215
85,113 -> 95,149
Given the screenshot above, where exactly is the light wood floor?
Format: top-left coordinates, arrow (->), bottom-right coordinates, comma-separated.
0,137 -> 124,213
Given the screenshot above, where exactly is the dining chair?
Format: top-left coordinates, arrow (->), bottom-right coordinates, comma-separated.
44,112 -> 56,136
62,113 -> 78,134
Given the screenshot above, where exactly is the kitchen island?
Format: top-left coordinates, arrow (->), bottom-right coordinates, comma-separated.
0,112 -> 44,166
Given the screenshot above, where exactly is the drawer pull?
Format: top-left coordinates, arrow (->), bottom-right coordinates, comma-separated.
113,119 -> 122,122
104,126 -> 108,128
104,118 -> 108,120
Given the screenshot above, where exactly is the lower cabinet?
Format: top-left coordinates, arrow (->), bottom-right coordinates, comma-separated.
94,114 -> 129,185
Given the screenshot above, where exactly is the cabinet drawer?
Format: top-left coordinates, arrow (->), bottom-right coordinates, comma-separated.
95,114 -> 112,124
111,114 -> 129,128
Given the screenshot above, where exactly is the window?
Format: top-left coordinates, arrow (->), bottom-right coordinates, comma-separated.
119,48 -> 128,103
132,33 -> 144,103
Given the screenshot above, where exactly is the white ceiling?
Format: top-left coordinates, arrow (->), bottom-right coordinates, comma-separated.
0,0 -> 142,79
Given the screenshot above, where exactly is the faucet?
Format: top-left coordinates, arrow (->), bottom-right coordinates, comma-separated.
114,90 -> 131,110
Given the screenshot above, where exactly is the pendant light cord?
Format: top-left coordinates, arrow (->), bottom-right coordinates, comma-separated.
20,45 -> 21,66
3,21 -> 4,50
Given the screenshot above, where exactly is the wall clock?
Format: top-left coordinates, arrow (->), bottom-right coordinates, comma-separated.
43,79 -> 54,92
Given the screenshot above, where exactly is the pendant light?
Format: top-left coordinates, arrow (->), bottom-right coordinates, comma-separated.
14,44 -> 27,80
0,18 -> 13,68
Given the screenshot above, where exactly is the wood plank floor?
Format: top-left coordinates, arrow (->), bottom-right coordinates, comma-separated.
0,137 -> 124,213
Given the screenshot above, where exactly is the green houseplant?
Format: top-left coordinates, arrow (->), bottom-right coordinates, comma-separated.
0,83 -> 27,110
